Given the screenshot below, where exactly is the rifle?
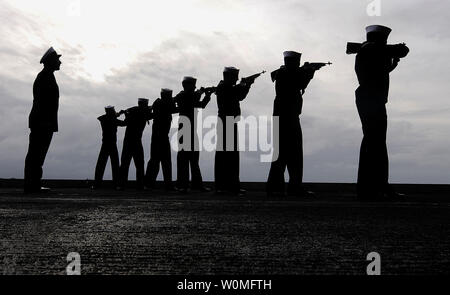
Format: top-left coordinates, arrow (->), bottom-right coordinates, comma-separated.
270,63 -> 331,82
302,62 -> 332,70
199,86 -> 217,94
123,106 -> 153,124
346,42 -> 363,54
241,70 -> 266,84
346,42 -> 409,56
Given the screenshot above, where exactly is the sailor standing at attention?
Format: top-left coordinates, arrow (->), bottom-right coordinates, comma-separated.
24,47 -> 62,193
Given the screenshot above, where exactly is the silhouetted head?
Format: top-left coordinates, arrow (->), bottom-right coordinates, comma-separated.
223,67 -> 239,85
182,76 -> 197,92
138,98 -> 149,108
366,25 -> 391,45
161,88 -> 173,100
283,51 -> 301,70
40,47 -> 62,71
104,105 -> 116,117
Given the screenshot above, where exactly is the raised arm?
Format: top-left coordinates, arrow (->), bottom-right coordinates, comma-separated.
194,91 -> 211,109
235,81 -> 251,101
298,67 -> 315,93
116,117 -> 127,127
387,43 -> 409,59
387,43 -> 409,72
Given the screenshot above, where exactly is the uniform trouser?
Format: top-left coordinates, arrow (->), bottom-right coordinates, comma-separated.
176,125 -> 203,189
120,138 -> 145,188
267,116 -> 303,193
356,92 -> 389,196
145,136 -> 172,188
24,129 -> 54,189
214,119 -> 240,192
94,142 -> 120,187
177,151 -> 203,189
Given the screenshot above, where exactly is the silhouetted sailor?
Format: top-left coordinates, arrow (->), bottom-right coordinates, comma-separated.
93,106 -> 126,189
24,47 -> 62,193
119,98 -> 153,189
350,25 -> 409,200
174,77 -> 212,193
145,89 -> 178,190
267,51 -> 327,197
215,67 -> 254,196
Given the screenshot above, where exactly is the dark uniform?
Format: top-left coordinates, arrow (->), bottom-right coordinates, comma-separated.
355,39 -> 409,198
145,95 -> 178,189
266,64 -> 314,195
214,79 -> 251,193
94,112 -> 126,188
119,105 -> 152,189
24,67 -> 59,191
174,89 -> 211,190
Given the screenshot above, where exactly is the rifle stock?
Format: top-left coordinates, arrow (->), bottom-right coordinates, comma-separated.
241,70 -> 266,84
199,86 -> 217,94
270,62 -> 331,82
346,42 -> 409,57
346,42 -> 362,54
303,62 -> 332,70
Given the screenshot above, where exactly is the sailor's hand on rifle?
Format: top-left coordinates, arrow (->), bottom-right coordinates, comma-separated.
390,57 -> 400,72
303,62 -> 332,71
199,86 -> 216,95
204,92 -> 212,103
241,71 -> 266,85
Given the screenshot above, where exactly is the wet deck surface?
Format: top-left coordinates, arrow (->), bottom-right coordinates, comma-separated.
0,185 -> 449,275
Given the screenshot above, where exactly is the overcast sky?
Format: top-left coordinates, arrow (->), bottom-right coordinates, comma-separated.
0,0 -> 449,184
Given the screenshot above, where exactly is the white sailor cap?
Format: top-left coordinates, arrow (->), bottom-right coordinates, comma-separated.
161,88 -> 173,95
223,67 -> 239,74
366,25 -> 392,36
283,51 -> 302,59
138,98 -> 149,104
105,105 -> 115,111
183,76 -> 197,83
40,47 -> 61,64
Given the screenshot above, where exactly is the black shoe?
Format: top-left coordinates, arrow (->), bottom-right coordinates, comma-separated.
267,191 -> 285,197
24,186 -> 51,194
357,191 -> 386,201
236,189 -> 246,197
192,186 -> 211,192
287,189 -> 315,198
302,190 -> 315,198
215,189 -> 227,195
163,185 -> 176,192
177,188 -> 188,194
24,187 -> 37,194
384,190 -> 406,201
